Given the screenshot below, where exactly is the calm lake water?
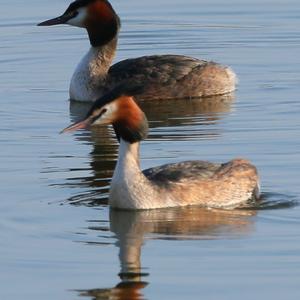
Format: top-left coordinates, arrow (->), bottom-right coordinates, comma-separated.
1,0 -> 300,299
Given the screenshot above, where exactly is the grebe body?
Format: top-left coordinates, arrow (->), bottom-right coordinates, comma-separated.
38,0 -> 237,102
62,86 -> 259,210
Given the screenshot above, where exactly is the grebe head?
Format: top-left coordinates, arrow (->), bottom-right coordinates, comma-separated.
62,85 -> 148,144
38,0 -> 120,47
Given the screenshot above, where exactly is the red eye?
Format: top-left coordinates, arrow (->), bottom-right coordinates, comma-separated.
100,108 -> 107,116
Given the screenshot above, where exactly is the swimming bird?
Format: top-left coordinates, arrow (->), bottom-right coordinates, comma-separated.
38,0 -> 237,102
62,85 -> 259,210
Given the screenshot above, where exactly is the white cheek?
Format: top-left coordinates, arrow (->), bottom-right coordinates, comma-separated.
94,103 -> 118,125
67,8 -> 87,28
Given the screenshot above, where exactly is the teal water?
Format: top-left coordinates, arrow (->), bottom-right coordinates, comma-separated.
0,0 -> 300,299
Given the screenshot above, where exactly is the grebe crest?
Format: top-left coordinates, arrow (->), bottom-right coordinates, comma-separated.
62,86 -> 260,210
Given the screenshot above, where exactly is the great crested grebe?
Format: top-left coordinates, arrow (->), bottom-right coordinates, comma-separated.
62,85 -> 260,210
38,0 -> 237,102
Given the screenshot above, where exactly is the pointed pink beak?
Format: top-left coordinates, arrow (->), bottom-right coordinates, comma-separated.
60,119 -> 91,134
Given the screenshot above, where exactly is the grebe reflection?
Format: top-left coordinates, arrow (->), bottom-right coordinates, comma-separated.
76,206 -> 256,299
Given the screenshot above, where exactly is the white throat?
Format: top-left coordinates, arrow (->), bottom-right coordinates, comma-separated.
109,139 -> 156,210
109,139 -> 180,210
69,39 -> 117,102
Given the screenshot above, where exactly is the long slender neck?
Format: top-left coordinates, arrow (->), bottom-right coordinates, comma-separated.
88,36 -> 118,76
116,139 -> 140,171
110,139 -> 156,210
110,138 -> 176,209
69,35 -> 118,101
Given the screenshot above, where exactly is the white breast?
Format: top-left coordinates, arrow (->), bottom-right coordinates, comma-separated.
109,140 -> 177,210
69,48 -> 106,102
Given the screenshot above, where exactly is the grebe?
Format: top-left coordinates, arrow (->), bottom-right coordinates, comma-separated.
38,0 -> 237,102
62,86 -> 260,210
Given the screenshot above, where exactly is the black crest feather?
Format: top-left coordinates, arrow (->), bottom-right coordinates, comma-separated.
87,83 -> 145,116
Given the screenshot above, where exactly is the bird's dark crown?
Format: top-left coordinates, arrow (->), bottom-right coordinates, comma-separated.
65,0 -> 112,14
87,83 -> 145,115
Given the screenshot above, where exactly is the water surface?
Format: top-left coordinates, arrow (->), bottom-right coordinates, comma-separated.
0,0 -> 300,299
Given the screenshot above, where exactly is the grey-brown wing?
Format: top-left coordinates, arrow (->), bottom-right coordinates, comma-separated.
109,55 -> 206,83
143,160 -> 222,187
107,55 -> 234,99
107,55 -> 208,97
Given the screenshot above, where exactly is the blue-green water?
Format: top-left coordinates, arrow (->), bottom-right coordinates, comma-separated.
0,0 -> 300,299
